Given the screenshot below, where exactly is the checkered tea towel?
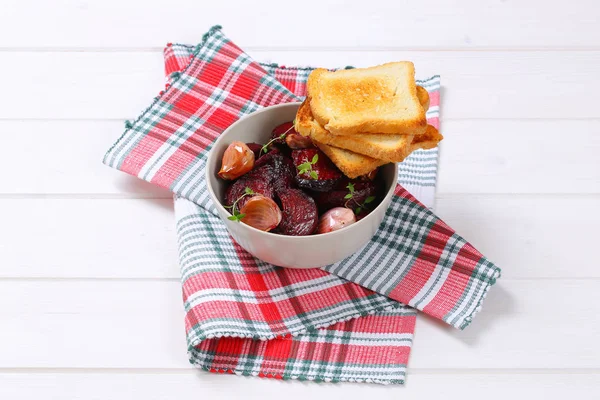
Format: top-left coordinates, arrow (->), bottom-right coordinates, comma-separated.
104,26 -> 501,384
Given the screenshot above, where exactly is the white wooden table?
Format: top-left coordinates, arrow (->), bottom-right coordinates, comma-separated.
1,1 -> 599,398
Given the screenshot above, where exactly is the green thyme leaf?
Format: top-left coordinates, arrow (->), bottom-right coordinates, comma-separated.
355,207 -> 362,215
311,154 -> 319,164
310,171 -> 318,180
227,188 -> 256,222
346,183 -> 355,194
344,193 -> 353,200
364,196 -> 375,204
297,162 -> 312,175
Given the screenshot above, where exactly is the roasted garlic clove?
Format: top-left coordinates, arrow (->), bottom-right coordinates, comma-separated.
317,207 -> 356,234
239,195 -> 282,232
218,141 -> 255,180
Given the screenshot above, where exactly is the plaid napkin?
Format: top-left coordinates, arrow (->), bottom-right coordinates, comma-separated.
104,26 -> 500,384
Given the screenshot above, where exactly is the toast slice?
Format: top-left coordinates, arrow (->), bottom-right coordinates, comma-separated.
314,125 -> 442,179
307,62 -> 427,136
295,99 -> 414,162
416,85 -> 430,112
409,124 -> 444,151
314,142 -> 389,179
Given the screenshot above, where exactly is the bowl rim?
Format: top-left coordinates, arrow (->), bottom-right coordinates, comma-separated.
205,102 -> 399,240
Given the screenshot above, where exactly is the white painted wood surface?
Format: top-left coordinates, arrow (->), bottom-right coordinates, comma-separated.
1,1 -> 599,398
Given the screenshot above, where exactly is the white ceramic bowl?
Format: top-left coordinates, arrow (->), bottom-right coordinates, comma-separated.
206,102 -> 398,269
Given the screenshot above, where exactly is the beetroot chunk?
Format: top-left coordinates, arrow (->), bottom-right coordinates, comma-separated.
254,147 -> 280,168
245,142 -> 263,160
292,148 -> 342,192
253,149 -> 295,192
277,188 -> 318,236
313,178 -> 377,212
224,164 -> 275,210
271,121 -> 297,144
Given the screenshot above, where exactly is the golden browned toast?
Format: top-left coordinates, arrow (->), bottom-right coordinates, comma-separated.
295,99 -> 414,162
313,125 -> 442,179
313,142 -> 389,179
307,62 -> 427,136
409,124 -> 444,151
416,85 -> 430,112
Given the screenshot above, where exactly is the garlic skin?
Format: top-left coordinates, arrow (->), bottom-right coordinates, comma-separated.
218,141 -> 255,180
317,207 -> 357,234
285,133 -> 313,150
239,195 -> 282,232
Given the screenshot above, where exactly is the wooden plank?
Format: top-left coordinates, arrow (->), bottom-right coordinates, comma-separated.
434,195 -> 600,278
2,0 -> 599,49
0,280 -> 598,369
2,120 -> 598,196
0,52 -> 164,120
2,51 -> 600,120
437,120 -> 600,194
0,196 -> 596,278
0,199 -> 179,278
0,121 -> 172,197
0,371 -> 598,399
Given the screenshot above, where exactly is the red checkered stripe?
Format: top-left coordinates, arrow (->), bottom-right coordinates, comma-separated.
165,45 -> 313,97
164,43 -> 193,79
188,312 -> 415,384
104,27 -> 300,211
175,197 -> 416,384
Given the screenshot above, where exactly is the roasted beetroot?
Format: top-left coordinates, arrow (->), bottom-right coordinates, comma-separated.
271,121 -> 297,145
254,147 -> 281,169
224,164 -> 275,210
313,178 -> 377,212
245,142 -> 263,160
277,188 -> 319,236
253,148 -> 296,192
220,122 -> 385,236
272,155 -> 296,192
292,148 -> 342,192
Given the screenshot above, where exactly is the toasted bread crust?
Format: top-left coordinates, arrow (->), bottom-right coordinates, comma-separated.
416,86 -> 430,111
307,62 -> 427,136
311,128 -> 413,163
314,142 -> 389,179
296,99 -> 415,162
294,99 -> 316,137
409,124 -> 444,151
